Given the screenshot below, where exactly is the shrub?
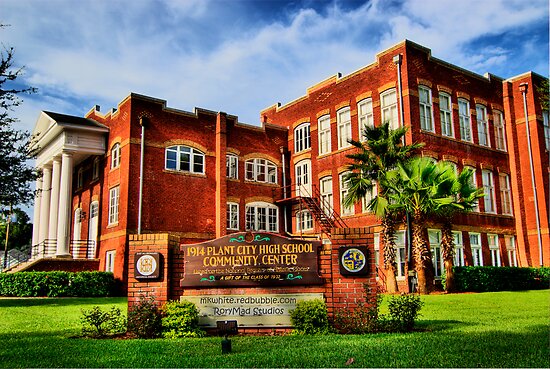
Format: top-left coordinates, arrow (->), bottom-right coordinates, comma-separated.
0,271 -> 118,297
449,266 -> 550,292
333,286 -> 383,334
127,295 -> 163,339
80,306 -> 126,338
161,300 -> 205,338
386,293 -> 424,332
290,299 -> 331,335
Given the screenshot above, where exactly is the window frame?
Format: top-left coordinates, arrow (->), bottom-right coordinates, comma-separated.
245,158 -> 277,184
419,86 -> 434,132
476,104 -> 490,147
245,202 -> 278,232
226,154 -> 238,180
439,92 -> 454,137
505,236 -> 517,267
482,169 -> 496,214
318,115 -> 331,155
428,229 -> 444,278
357,98 -> 374,141
543,110 -> 550,150
108,186 -> 120,225
458,99 -> 472,142
499,174 -> 513,215
337,107 -> 352,149
469,232 -> 483,266
488,234 -> 501,267
464,165 -> 479,212
381,88 -> 399,130
105,250 -> 116,272
361,182 -> 377,213
493,110 -> 507,151
453,231 -> 465,266
296,210 -> 313,232
226,202 -> 239,230
165,145 -> 205,174
92,157 -> 100,180
294,122 -> 311,153
394,231 -> 407,279
320,176 -> 333,216
111,143 -> 121,169
339,172 -> 354,216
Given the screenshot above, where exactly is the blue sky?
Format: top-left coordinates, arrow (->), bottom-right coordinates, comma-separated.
2,0 -> 549,134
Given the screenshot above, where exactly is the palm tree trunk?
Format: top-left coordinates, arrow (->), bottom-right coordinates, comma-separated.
381,215 -> 399,293
441,219 -> 455,293
411,214 -> 433,294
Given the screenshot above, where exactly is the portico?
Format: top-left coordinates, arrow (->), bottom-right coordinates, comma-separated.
30,111 -> 109,260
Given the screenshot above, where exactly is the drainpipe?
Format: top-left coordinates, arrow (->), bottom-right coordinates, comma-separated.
137,116 -> 148,235
519,83 -> 543,267
393,54 -> 405,130
280,146 -> 288,234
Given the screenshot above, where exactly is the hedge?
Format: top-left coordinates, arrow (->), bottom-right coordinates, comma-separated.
449,266 -> 550,292
0,271 -> 119,297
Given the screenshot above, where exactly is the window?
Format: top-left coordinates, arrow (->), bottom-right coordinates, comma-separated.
77,168 -> 84,188
358,98 -> 374,140
374,233 -> 380,271
92,158 -> 100,180
476,105 -> 490,147
105,250 -> 116,272
227,202 -> 239,230
428,229 -> 443,277
296,210 -> 313,232
469,233 -> 483,266
320,176 -> 333,216
111,143 -> 121,169
226,154 -> 238,179
337,107 -> 352,149
73,208 -> 82,243
494,111 -> 506,151
499,174 -> 513,215
419,86 -> 434,132
543,110 -> 550,149
245,202 -> 278,232
482,170 -> 496,213
439,92 -> 454,137
361,182 -> 377,213
295,159 -> 312,196
395,231 -> 407,278
465,166 -> 479,212
108,186 -> 120,225
453,231 -> 465,266
458,99 -> 472,142
165,145 -> 205,174
339,172 -> 353,216
88,201 -> 99,258
488,234 -> 501,266
505,236 -> 517,267
318,115 -> 331,155
294,123 -> 311,153
381,89 -> 398,130
245,158 -> 277,184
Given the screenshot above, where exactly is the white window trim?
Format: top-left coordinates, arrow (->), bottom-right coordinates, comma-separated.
419,86 -> 435,132
111,143 -> 121,169
320,176 -> 334,216
458,99 -> 472,142
227,202 -> 239,230
296,210 -> 313,232
453,231 -> 465,267
505,236 -> 517,267
337,107 -> 352,149
165,145 -> 205,174
476,104 -> 490,147
493,111 -> 507,151
428,229 -> 444,278
339,172 -> 354,216
543,110 -> 550,150
394,230 -> 407,279
361,182 -> 377,213
294,122 -> 311,153
77,168 -> 84,188
226,154 -> 238,180
488,234 -> 501,267
357,98 -> 374,141
108,186 -> 120,225
92,157 -> 100,180
499,174 -> 513,215
439,92 -> 454,138
465,166 -> 479,212
245,202 -> 278,232
469,232 -> 483,266
105,250 -> 116,272
318,115 -> 331,155
381,88 -> 399,130
482,169 -> 496,214
245,158 -> 277,184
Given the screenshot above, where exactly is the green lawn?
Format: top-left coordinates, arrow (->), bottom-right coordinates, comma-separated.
0,290 -> 548,368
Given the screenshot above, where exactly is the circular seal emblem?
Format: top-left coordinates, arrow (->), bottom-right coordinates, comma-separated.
341,248 -> 366,273
136,254 -> 157,276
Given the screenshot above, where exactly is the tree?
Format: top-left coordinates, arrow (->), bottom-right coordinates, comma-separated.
344,122 -> 423,293
384,157 -> 458,294
0,27 -> 39,212
437,166 -> 484,292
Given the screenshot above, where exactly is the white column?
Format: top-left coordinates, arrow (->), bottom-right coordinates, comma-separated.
38,165 -> 52,247
56,152 -> 73,258
31,176 -> 43,256
48,157 -> 61,240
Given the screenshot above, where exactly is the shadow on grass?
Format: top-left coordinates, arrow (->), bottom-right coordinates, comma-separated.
415,319 -> 472,331
0,297 -> 126,308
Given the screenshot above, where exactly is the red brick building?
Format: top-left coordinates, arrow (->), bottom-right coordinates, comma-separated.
26,40 -> 548,296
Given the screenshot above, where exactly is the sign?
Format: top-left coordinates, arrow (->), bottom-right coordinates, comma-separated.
338,246 -> 369,276
183,293 -> 324,327
180,232 -> 323,287
134,252 -> 161,279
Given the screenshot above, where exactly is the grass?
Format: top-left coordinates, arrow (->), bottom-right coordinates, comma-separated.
0,290 -> 548,368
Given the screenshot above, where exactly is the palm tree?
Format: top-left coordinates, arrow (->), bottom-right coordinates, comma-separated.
344,122 -> 423,293
437,166 -> 484,292
384,157 -> 458,294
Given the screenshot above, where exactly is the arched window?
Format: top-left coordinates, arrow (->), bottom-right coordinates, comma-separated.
165,145 -> 205,174
226,154 -> 238,179
245,202 -> 278,232
111,143 -> 121,169
294,122 -> 311,153
245,158 -> 277,184
296,210 -> 313,232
